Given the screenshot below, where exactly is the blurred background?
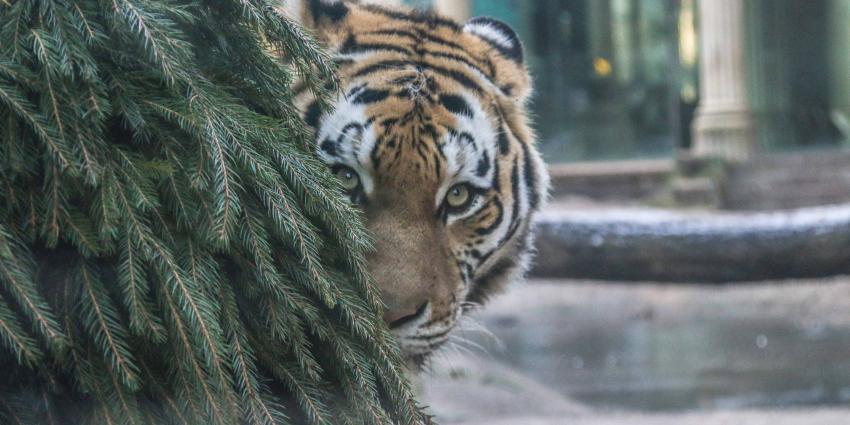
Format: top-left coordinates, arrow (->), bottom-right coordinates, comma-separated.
372,1 -> 850,424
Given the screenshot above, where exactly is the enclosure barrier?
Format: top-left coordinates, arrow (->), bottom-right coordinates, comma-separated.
532,204 -> 850,283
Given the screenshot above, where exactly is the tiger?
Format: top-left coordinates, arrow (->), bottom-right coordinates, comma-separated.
283,0 -> 549,368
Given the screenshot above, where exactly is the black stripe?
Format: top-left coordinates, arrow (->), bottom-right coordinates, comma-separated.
319,138 -> 338,157
491,159 -> 501,192
495,158 -> 522,246
352,59 -> 483,93
498,130 -> 510,155
477,246 -> 496,269
463,262 -> 475,282
501,212 -> 523,247
304,101 -> 322,128
370,136 -> 384,170
352,89 -> 391,105
476,150 -> 491,177
415,143 -> 430,163
475,198 -> 504,236
454,131 -> 476,150
339,123 -> 364,140
466,17 -> 524,63
468,255 -> 518,304
421,123 -> 440,140
414,29 -> 467,53
340,34 -> 357,53
496,116 -> 511,155
350,43 -> 412,55
309,0 -> 349,22
509,159 -> 520,225
410,327 -> 454,341
426,50 -> 489,78
362,5 -> 460,30
341,35 -> 413,56
333,58 -> 355,67
519,141 -> 540,210
390,75 -> 420,86
347,83 -> 367,98
352,60 -> 410,79
364,29 -> 420,42
424,62 -> 483,93
483,57 -> 498,78
336,123 -> 364,156
440,94 -> 474,118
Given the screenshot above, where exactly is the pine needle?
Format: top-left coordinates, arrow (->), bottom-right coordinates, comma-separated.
0,0 -> 427,423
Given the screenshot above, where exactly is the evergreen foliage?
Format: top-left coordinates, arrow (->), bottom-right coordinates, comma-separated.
0,0 -> 427,423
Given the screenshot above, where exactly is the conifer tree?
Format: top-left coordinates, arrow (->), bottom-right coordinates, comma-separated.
0,0 -> 427,423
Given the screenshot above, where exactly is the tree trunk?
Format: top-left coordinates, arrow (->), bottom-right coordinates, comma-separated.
532,205 -> 850,283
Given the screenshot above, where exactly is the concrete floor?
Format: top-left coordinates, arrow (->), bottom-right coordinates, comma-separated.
449,410 -> 850,425
420,278 -> 850,424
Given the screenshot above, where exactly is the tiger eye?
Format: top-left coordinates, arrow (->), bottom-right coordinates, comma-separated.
336,167 -> 360,191
446,184 -> 471,208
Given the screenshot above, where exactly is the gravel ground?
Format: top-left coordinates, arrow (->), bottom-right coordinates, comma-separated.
450,410 -> 850,425
420,277 -> 850,424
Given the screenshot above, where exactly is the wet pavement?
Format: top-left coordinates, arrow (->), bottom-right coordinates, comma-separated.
421,278 -> 850,424
488,302 -> 850,411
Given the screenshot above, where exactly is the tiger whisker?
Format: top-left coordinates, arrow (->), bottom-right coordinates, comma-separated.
456,313 -> 502,348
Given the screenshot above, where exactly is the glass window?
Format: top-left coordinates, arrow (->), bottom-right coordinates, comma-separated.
517,0 -> 687,163
403,0 -> 690,163
399,0 -> 850,161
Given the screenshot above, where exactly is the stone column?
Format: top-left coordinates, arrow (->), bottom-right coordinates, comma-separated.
746,0 -> 793,149
434,0 -> 470,21
829,0 -> 850,142
692,0 -> 755,161
611,0 -> 636,84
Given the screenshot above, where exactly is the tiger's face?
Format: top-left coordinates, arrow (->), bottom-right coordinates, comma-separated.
287,0 -> 548,367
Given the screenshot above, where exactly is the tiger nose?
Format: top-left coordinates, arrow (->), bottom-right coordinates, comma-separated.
384,302 -> 429,329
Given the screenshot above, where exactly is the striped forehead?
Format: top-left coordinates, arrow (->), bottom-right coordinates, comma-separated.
311,4 -> 513,195
316,81 -> 497,190
335,7 -> 506,100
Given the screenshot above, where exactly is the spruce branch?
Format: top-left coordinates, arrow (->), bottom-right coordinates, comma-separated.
0,81 -> 72,170
0,225 -> 68,354
220,282 -> 287,425
117,233 -> 166,342
0,0 -> 428,423
158,280 -> 235,425
0,295 -> 44,368
75,259 -> 141,390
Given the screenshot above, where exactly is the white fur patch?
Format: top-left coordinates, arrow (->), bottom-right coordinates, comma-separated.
464,22 -> 516,51
315,93 -> 378,195
438,93 -> 498,224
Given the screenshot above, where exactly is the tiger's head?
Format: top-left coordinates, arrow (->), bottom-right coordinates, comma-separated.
285,0 -> 549,367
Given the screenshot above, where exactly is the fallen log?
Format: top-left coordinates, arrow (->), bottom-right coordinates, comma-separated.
531,204 -> 850,283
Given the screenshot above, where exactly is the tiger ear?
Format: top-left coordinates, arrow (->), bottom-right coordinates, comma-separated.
281,0 -> 353,32
463,17 -> 531,102
463,17 -> 524,64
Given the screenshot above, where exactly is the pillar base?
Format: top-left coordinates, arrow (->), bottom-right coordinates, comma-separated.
692,106 -> 756,162
434,0 -> 470,21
